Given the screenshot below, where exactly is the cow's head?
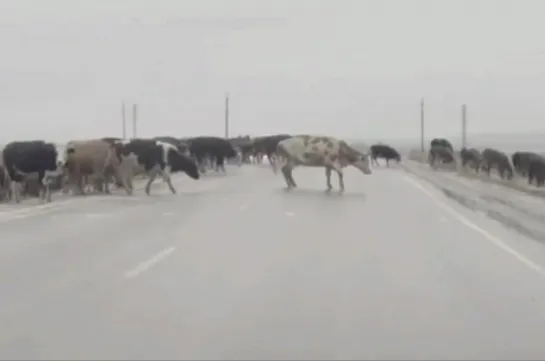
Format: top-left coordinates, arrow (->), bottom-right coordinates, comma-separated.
352,153 -> 372,175
171,151 -> 200,180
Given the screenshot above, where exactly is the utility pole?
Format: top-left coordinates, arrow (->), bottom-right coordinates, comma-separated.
224,93 -> 230,138
420,97 -> 425,152
132,103 -> 138,139
461,104 -> 467,149
121,102 -> 127,139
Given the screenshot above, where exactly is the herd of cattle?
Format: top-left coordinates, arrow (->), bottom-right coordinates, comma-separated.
0,134 -> 401,203
427,138 -> 545,187
1,132 -> 539,205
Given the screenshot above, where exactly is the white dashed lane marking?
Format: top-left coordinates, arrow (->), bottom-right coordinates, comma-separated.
124,247 -> 177,278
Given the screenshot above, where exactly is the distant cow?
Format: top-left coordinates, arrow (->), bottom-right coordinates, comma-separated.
512,151 -> 541,177
273,135 -> 372,192
481,148 -> 513,180
428,145 -> 455,169
430,138 -> 453,152
2,140 -> 63,202
114,139 -> 200,195
370,144 -> 401,167
460,148 -> 482,172
527,155 -> 545,187
187,136 -> 237,173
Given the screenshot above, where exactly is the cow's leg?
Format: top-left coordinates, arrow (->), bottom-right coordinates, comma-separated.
335,167 -> 345,192
119,171 -> 133,195
38,170 -> 53,203
126,174 -> 134,195
484,164 -> 491,176
11,180 -> 21,203
325,167 -> 333,192
160,166 -> 176,194
286,166 -> 297,188
217,156 -> 226,173
280,165 -> 291,188
144,165 -> 160,195
281,164 -> 295,189
118,162 -> 134,195
103,174 -> 111,194
386,159 -> 390,167
197,156 -> 206,174
76,174 -> 86,195
39,175 -> 46,201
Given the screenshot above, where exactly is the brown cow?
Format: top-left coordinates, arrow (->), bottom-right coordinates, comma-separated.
64,139 -> 123,195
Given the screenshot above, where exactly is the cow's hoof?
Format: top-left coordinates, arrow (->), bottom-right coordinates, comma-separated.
325,188 -> 332,194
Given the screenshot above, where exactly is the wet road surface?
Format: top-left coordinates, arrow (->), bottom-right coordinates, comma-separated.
1,164 -> 545,360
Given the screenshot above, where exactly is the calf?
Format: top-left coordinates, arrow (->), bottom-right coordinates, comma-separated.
114,139 -> 200,195
370,144 -> 401,167
273,135 -> 372,192
2,140 -> 62,202
481,148 -> 513,180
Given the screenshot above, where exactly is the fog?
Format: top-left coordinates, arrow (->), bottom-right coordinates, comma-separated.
0,0 -> 544,148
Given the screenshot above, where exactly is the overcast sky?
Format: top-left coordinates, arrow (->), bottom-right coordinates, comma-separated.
0,0 -> 544,143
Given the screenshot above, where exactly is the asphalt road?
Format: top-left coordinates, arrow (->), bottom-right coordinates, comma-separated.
2,164 -> 545,360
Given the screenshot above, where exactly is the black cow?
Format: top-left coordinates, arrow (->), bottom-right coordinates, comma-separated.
114,139 -> 199,195
460,148 -> 482,172
0,165 -> 9,201
481,148 -> 513,180
428,145 -> 455,169
187,136 -> 237,173
153,136 -> 190,155
527,155 -> 545,187
2,140 -> 62,202
512,151 -> 541,177
252,134 -> 292,165
370,144 -> 401,167
430,138 -> 453,152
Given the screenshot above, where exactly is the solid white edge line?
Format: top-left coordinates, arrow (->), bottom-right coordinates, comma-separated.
124,246 -> 177,278
402,174 -> 545,278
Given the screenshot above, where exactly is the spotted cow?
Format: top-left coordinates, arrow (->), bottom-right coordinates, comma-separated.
273,135 -> 372,192
113,139 -> 200,195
